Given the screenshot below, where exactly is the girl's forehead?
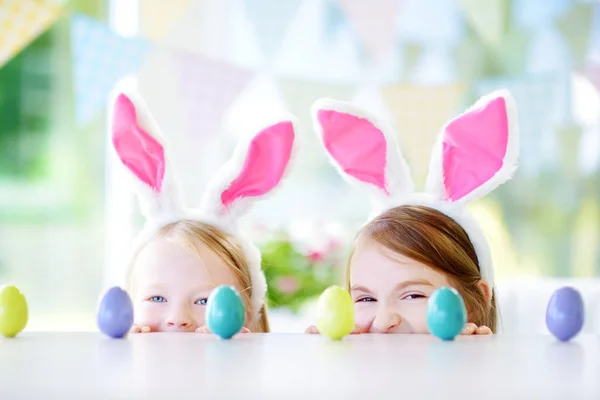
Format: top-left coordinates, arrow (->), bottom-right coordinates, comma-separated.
350,240 -> 450,287
133,237 -> 234,283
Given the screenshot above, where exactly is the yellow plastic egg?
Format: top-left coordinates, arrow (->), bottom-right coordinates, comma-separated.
0,285 -> 28,338
316,285 -> 355,340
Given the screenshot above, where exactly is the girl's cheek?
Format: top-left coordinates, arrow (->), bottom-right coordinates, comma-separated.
401,304 -> 429,333
353,308 -> 372,331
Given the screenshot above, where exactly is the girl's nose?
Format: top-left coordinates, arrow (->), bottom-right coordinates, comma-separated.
371,308 -> 402,333
166,306 -> 193,329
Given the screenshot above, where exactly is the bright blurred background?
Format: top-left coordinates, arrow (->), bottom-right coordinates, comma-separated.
0,0 -> 599,333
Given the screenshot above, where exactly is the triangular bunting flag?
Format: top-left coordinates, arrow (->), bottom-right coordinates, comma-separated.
380,83 -> 465,187
70,14 -> 151,126
139,0 -> 191,41
323,0 -> 348,42
457,0 -> 510,48
336,0 -> 403,61
556,3 -> 595,67
512,0 -> 570,31
277,78 -> 355,178
243,0 -> 303,60
0,0 -> 63,68
493,28 -> 532,75
171,49 -> 255,139
400,42 -> 423,80
526,28 -> 571,75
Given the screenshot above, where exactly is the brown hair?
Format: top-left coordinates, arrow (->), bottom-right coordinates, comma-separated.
127,220 -> 270,333
348,205 -> 496,332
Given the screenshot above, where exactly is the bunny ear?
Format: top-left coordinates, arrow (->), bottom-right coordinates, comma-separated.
111,87 -> 184,222
200,119 -> 297,223
425,90 -> 519,206
312,98 -> 414,211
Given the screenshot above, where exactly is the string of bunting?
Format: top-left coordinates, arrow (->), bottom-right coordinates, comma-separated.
0,0 -> 597,133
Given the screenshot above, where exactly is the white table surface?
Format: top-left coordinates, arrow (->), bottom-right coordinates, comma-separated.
1,332 -> 599,399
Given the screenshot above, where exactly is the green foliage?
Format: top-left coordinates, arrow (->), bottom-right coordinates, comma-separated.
260,236 -> 345,312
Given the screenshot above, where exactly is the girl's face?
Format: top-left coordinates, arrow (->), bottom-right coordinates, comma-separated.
350,239 -> 453,334
131,238 -> 243,332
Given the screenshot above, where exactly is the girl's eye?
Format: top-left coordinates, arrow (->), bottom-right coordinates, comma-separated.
149,296 -> 166,303
195,298 -> 208,306
403,294 -> 426,300
356,297 -> 376,303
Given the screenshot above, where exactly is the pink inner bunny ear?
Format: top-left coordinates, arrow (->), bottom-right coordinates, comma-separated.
317,109 -> 389,194
442,96 -> 509,202
221,121 -> 294,208
112,94 -> 165,193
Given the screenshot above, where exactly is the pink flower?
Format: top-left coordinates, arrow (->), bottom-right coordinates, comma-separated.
275,277 -> 299,294
307,250 -> 324,262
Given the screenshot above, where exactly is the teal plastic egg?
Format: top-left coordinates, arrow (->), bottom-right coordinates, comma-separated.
426,287 -> 466,341
205,285 -> 246,339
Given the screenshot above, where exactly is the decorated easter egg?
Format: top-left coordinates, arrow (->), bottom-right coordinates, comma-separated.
316,285 -> 355,340
97,287 -> 134,338
546,286 -> 584,342
427,287 -> 467,341
0,285 -> 28,338
206,285 -> 246,339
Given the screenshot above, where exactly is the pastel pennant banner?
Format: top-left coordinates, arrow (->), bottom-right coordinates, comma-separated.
336,0 -> 404,61
512,0 -> 570,31
555,3 -> 595,66
0,0 -> 63,67
171,49 -> 255,139
397,0 -> 463,45
323,0 -> 348,42
242,0 -> 303,60
401,42 -> 423,79
70,14 -> 152,126
457,0 -> 509,48
277,78 -> 355,178
380,83 -> 465,187
526,28 -> 571,75
139,0 -> 191,41
475,75 -> 571,177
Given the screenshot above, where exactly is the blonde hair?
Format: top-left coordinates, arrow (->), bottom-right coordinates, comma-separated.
348,205 -> 497,332
127,220 -> 270,333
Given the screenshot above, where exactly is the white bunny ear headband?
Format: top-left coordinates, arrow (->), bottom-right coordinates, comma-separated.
110,85 -> 297,322
311,90 -> 519,287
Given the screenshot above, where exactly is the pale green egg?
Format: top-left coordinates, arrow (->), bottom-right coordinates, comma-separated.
316,286 -> 355,340
0,285 -> 28,338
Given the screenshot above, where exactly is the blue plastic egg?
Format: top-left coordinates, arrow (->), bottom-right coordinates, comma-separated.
205,285 -> 246,339
427,287 -> 467,341
546,286 -> 584,342
97,286 -> 134,338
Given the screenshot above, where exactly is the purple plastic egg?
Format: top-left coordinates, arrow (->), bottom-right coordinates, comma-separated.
546,286 -> 584,342
97,287 -> 134,338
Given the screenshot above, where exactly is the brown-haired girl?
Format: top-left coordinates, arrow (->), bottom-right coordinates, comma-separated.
306,90 -> 518,334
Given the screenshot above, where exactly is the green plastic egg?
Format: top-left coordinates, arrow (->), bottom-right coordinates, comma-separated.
316,286 -> 355,340
0,285 -> 28,338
